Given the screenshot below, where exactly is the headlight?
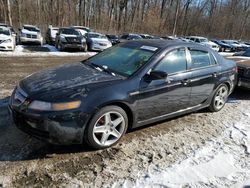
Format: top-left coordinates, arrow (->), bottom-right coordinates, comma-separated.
3,39 -> 12,43
81,38 -> 86,43
60,36 -> 67,42
21,33 -> 26,37
28,100 -> 81,111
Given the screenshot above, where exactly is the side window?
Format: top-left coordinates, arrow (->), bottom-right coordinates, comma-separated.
195,38 -> 200,43
154,48 -> 187,74
189,49 -> 211,69
209,53 -> 217,65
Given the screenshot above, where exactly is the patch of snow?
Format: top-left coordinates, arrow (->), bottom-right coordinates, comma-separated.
0,44 -> 97,57
227,56 -> 250,60
219,52 -> 235,56
119,108 -> 250,187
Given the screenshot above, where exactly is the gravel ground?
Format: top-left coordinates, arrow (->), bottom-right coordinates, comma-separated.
0,55 -> 249,187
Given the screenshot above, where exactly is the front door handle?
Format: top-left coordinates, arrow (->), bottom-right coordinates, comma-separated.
212,72 -> 218,78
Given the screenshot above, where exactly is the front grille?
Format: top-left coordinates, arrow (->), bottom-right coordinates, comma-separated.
26,34 -> 37,39
65,37 -> 81,44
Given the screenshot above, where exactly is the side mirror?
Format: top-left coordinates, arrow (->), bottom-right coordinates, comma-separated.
146,70 -> 168,80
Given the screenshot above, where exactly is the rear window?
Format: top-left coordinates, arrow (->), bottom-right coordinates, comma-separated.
190,50 -> 211,69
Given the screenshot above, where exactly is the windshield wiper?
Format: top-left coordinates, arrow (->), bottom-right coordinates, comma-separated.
90,63 -> 116,76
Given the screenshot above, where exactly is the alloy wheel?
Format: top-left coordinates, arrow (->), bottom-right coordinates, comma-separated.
214,85 -> 228,110
92,111 -> 125,147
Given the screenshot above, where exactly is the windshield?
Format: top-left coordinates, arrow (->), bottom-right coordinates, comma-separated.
88,33 -> 107,39
61,28 -> 80,35
85,45 -> 155,76
23,26 -> 40,32
107,35 -> 118,39
0,27 -> 10,35
129,35 -> 142,40
200,38 -> 208,42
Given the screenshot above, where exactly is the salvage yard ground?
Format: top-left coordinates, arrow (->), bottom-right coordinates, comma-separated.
0,49 -> 249,187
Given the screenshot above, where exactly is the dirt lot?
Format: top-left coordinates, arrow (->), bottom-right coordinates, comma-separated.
0,56 -> 250,187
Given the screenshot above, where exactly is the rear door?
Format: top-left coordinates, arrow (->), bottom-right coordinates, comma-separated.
136,48 -> 192,122
187,48 -> 221,107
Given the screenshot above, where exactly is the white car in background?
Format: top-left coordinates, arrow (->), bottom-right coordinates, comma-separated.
188,36 -> 220,51
19,25 -> 43,45
0,26 -> 16,51
72,26 -> 91,36
86,32 -> 112,51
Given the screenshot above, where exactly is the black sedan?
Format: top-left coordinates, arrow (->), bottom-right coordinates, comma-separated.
9,40 -> 237,149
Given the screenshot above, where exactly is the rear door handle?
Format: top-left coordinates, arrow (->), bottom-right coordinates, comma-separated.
182,79 -> 190,86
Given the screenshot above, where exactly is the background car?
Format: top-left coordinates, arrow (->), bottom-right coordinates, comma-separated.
55,27 -> 87,51
86,32 -> 112,51
221,40 -> 245,51
211,39 -> 235,52
45,26 -> 59,45
19,25 -> 43,45
139,34 -> 154,39
188,36 -> 220,51
106,34 -> 120,45
119,33 -> 142,42
0,26 -> 16,51
72,26 -> 91,36
9,40 -> 236,149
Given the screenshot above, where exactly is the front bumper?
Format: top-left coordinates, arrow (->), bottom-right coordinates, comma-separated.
0,42 -> 14,51
90,43 -> 112,51
9,105 -> 90,145
61,43 -> 86,50
20,37 -> 42,44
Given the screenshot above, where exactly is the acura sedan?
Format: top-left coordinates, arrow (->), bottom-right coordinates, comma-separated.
9,40 -> 237,149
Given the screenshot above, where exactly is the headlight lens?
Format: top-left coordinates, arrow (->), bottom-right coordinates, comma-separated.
60,36 -> 67,42
21,33 -> 26,37
28,100 -> 81,111
3,39 -> 12,43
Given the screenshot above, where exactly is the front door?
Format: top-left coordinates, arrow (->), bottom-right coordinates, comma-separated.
136,48 -> 192,122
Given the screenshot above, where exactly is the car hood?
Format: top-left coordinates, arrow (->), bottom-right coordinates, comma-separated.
0,34 -> 11,40
21,29 -> 39,35
90,38 -> 110,43
20,62 -> 123,101
201,41 -> 218,47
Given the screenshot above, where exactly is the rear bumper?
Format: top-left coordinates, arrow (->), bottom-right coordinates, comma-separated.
9,105 -> 90,145
238,77 -> 250,89
89,43 -> 112,51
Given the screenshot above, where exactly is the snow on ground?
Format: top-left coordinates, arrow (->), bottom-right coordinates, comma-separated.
219,52 -> 235,56
227,56 -> 250,60
0,45 -> 97,57
119,107 -> 250,188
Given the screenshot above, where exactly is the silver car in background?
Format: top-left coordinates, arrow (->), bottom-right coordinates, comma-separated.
86,32 -> 112,51
19,25 -> 43,45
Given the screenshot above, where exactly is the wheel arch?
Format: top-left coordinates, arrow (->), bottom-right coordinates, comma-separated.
96,101 -> 134,131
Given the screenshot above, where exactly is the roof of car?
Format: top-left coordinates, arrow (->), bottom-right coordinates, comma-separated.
189,36 -> 207,39
123,39 -> 192,49
23,24 -> 38,28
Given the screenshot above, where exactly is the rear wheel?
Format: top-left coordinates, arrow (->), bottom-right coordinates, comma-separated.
85,106 -> 128,149
209,84 -> 229,112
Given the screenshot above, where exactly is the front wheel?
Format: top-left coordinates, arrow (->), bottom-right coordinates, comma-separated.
84,106 -> 128,149
209,84 -> 229,112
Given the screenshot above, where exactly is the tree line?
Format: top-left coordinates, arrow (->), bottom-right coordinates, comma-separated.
1,0 -> 250,40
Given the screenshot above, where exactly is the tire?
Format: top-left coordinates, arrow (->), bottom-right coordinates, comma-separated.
83,45 -> 88,52
58,42 -> 63,51
208,84 -> 229,112
84,106 -> 128,149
